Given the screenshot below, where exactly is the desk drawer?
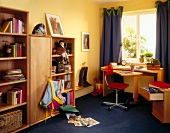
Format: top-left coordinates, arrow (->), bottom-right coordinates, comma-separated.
140,87 -> 163,101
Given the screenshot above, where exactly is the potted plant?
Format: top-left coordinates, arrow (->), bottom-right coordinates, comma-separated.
144,51 -> 153,63
139,54 -> 144,63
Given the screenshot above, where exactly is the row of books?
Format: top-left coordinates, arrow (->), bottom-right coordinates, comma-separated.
0,18 -> 24,33
62,91 -> 74,106
9,42 -> 26,57
58,79 -> 71,92
7,85 -> 26,105
3,69 -> 25,82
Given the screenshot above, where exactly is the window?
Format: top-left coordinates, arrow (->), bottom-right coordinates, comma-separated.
121,9 -> 156,63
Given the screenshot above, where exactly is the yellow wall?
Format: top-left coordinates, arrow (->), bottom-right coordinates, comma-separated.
0,0 -> 101,86
0,0 -> 164,90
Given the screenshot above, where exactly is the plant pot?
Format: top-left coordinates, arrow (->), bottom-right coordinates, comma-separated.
145,57 -> 152,63
139,58 -> 144,63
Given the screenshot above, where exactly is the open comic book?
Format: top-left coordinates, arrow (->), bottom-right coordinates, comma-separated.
66,113 -> 100,127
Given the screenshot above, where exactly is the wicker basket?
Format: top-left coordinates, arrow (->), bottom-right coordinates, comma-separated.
0,110 -> 22,133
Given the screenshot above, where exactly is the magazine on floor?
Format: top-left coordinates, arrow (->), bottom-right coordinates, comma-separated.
66,113 -> 100,127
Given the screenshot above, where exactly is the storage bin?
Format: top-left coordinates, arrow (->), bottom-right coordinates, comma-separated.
0,109 -> 22,133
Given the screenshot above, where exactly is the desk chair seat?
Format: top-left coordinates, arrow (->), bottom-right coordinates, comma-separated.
102,65 -> 129,111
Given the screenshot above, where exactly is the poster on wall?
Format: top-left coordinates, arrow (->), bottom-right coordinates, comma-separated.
82,32 -> 90,51
46,13 -> 64,36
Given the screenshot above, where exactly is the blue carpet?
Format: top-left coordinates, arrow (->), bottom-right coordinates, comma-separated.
19,92 -> 170,133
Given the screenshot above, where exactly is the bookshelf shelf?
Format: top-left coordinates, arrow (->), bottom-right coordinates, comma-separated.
0,102 -> 27,112
0,32 -> 27,36
0,79 -> 27,86
0,57 -> 26,60
62,88 -> 73,93
51,71 -> 73,76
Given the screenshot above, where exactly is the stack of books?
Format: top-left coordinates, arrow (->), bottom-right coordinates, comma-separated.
3,69 -> 25,82
7,85 -> 26,105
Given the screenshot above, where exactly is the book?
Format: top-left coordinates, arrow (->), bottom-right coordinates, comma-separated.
10,43 -> 16,57
59,105 -> 79,115
22,43 -> 26,56
0,21 -> 11,32
12,17 -> 17,33
62,93 -> 67,105
7,90 -> 17,105
66,92 -> 70,105
6,69 -> 22,75
149,81 -> 170,89
15,42 -> 18,57
13,87 -> 22,104
3,73 -> 25,81
70,91 -> 74,106
60,79 -> 65,91
19,85 -> 26,103
17,43 -> 22,57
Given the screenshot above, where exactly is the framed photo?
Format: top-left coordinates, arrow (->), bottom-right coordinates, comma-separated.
45,13 -> 64,36
82,32 -> 90,51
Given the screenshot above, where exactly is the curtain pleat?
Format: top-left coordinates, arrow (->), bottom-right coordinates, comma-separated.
156,1 -> 170,83
100,6 -> 123,67
100,7 -> 123,81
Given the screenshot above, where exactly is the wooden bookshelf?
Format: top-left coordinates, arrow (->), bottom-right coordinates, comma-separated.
0,6 -> 29,132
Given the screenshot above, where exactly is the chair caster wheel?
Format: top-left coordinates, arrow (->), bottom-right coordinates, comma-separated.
124,108 -> 128,111
108,107 -> 112,111
101,103 -> 105,106
126,97 -> 134,108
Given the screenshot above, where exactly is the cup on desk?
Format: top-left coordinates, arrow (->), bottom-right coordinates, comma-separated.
130,64 -> 135,72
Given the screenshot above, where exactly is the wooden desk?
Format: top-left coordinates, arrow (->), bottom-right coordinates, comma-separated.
101,66 -> 164,98
114,70 -> 143,102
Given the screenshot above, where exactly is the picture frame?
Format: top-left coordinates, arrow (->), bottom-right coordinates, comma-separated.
45,13 -> 64,36
82,32 -> 90,51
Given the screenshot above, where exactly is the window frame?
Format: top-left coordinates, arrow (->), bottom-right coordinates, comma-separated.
121,9 -> 156,64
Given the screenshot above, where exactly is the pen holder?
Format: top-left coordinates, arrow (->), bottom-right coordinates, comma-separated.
130,64 -> 135,72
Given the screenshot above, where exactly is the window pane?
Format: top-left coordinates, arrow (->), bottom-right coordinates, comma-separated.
140,14 -> 156,58
122,15 -> 137,58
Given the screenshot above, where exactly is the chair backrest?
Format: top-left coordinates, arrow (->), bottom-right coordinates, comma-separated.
105,65 -> 114,76
104,65 -> 114,86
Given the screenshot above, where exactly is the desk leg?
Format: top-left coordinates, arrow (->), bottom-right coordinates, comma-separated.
133,76 -> 139,102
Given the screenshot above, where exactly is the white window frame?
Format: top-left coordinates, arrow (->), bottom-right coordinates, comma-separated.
122,9 -> 156,64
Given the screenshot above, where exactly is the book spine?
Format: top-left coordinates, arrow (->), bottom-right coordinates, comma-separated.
22,43 -> 26,56
7,91 -> 15,105
17,43 -> 22,57
67,92 -> 70,105
0,21 -> 10,32
70,91 -> 74,106
19,85 -> 26,103
15,42 -> 18,57
12,18 -> 16,33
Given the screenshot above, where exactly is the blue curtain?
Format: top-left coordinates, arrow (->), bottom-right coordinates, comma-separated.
100,6 -> 123,67
100,7 -> 123,81
156,1 -> 170,83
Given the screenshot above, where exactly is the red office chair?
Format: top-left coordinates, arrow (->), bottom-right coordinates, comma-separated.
102,65 -> 129,111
